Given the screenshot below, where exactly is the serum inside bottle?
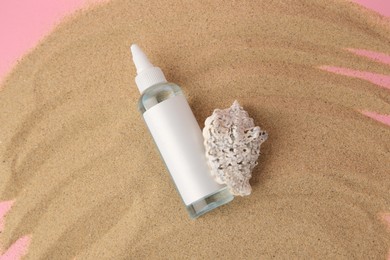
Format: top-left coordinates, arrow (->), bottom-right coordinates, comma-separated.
138,82 -> 233,218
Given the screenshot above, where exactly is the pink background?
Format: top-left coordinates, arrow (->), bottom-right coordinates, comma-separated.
0,0 -> 104,81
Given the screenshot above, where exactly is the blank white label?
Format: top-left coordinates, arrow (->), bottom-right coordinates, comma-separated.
143,95 -> 224,205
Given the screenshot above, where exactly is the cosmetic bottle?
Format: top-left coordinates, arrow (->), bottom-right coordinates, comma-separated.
131,44 -> 233,218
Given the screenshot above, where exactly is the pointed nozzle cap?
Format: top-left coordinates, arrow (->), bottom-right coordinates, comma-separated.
131,44 -> 167,93
131,44 -> 153,74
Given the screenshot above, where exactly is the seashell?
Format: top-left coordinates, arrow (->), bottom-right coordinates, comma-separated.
203,101 -> 268,196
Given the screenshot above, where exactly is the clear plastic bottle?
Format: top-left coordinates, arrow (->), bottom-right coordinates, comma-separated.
132,44 -> 233,218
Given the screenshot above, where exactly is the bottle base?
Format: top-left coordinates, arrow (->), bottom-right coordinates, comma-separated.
186,187 -> 234,219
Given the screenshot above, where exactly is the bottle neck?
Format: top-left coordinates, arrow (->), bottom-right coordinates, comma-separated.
138,82 -> 183,114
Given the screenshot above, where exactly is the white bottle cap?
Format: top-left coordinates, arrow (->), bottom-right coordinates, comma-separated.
131,44 -> 167,93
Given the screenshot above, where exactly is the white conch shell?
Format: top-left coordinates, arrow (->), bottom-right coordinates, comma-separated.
203,101 -> 267,196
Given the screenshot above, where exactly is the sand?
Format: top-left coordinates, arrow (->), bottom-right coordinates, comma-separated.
0,0 -> 390,258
